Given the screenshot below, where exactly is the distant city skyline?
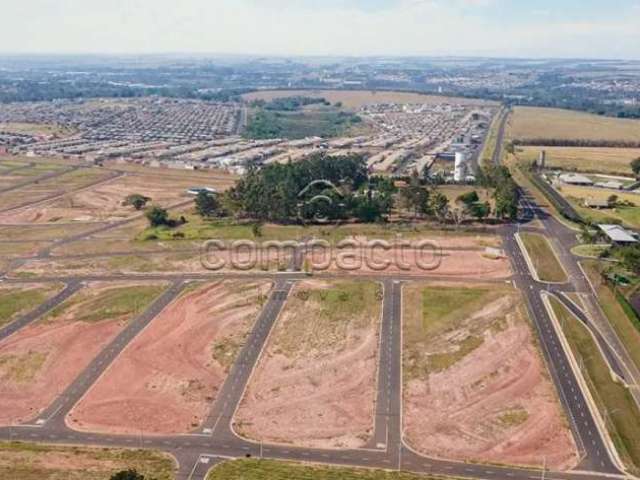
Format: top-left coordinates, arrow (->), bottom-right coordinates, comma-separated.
1,0 -> 639,59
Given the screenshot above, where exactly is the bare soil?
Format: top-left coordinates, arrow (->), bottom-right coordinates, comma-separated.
0,282 -> 155,425
403,288 -> 578,470
67,280 -> 272,435
234,280 -> 381,449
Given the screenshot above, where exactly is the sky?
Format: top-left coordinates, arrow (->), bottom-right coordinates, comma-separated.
1,0 -> 639,59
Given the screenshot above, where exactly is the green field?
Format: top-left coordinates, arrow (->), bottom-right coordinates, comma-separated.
520,233 -> 568,282
518,146 -> 640,175
510,107 -> 640,143
550,298 -> 640,472
43,284 -> 166,324
245,104 -> 363,139
0,442 -> 175,480
207,459 -> 454,480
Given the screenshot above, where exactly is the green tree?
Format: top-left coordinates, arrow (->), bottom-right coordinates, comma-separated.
470,201 -> 491,221
456,191 -> 479,206
110,469 -> 152,480
608,194 -> 619,207
194,191 -> 219,218
122,193 -> 151,211
400,171 -> 430,219
430,192 -> 449,222
145,206 -> 169,227
631,157 -> 640,176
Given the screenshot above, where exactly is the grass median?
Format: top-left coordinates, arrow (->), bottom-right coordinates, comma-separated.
550,297 -> 640,473
520,233 -> 568,282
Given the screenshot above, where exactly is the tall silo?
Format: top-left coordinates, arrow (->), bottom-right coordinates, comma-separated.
454,152 -> 466,182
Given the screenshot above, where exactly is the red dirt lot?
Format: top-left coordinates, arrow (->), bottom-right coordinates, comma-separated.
0,282 -> 162,425
403,286 -> 577,470
67,280 -> 273,435
306,245 -> 511,278
234,280 -> 381,449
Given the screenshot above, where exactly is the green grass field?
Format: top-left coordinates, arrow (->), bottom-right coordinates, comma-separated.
550,297 -> 640,472
0,285 -> 61,328
518,146 -> 640,175
207,459 -> 455,480
509,107 -> 640,143
43,284 -> 166,324
520,233 -> 568,283
0,442 -> 175,480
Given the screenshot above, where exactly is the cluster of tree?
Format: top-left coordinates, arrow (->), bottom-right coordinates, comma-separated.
261,96 -> 330,111
225,153 -> 393,223
456,191 -> 491,221
513,139 -> 640,148
611,244 -> 640,276
477,165 -> 520,220
630,157 -> 640,177
110,469 -> 155,480
144,206 -> 186,228
122,193 -> 151,211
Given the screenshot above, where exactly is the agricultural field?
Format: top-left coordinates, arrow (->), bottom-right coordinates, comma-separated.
243,89 -> 494,110
509,107 -> 640,143
550,297 -> 640,472
518,146 -> 640,175
234,280 -> 381,448
68,280 -> 272,435
0,282 -> 166,425
519,233 -> 568,283
0,442 -> 176,480
402,283 -> 577,469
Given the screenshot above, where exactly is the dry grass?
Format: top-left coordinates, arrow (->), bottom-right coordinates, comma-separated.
520,233 -> 568,283
509,107 -> 640,143
243,89 -> 494,110
518,146 -> 640,175
0,442 -> 176,480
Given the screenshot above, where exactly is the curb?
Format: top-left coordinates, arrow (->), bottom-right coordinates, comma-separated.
541,292 -> 628,476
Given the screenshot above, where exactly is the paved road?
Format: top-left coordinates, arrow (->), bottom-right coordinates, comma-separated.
200,279 -> 294,436
0,280 -> 82,341
503,220 -> 618,473
366,278 -> 401,458
33,281 -> 186,429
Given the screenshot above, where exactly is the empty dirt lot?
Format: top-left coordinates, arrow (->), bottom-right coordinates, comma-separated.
0,281 -> 165,425
402,283 -> 577,469
68,280 -> 272,435
234,280 -> 381,449
305,237 -> 510,279
0,169 -> 236,224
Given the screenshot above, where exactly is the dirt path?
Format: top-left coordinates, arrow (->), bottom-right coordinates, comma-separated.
67,280 -> 272,435
403,289 -> 578,470
234,280 -> 381,449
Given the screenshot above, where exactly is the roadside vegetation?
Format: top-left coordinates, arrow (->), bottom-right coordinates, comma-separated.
520,233 -> 567,282
550,298 -> 640,473
0,442 -> 175,480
